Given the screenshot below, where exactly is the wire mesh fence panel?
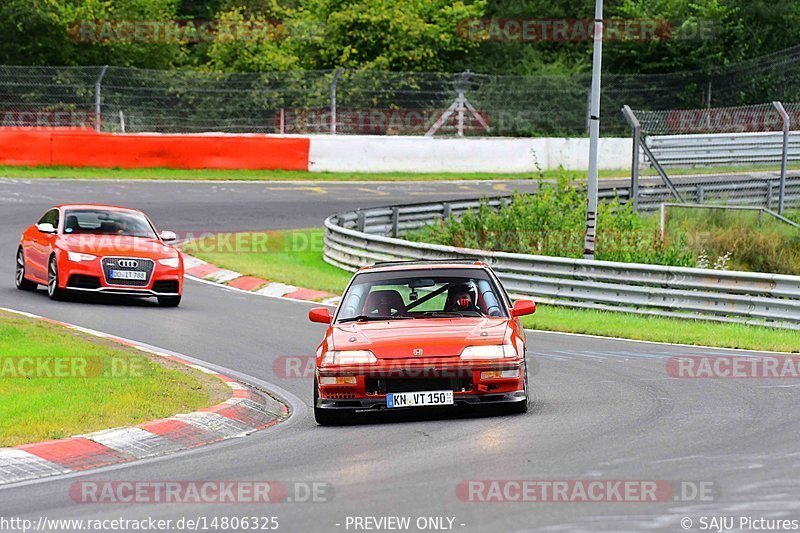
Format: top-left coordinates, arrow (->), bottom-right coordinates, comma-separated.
0,66 -> 104,129
629,102 -> 800,212
2,46 -> 800,136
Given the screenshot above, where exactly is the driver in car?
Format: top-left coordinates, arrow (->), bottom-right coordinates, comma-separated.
445,282 -> 483,315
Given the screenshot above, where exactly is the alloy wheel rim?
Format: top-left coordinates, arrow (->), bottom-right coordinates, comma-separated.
48,260 -> 57,295
15,251 -> 24,286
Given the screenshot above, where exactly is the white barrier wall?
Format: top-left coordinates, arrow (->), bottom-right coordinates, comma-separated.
308,135 -> 632,173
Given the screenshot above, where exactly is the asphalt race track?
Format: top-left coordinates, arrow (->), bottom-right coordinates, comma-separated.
2,178 -> 800,532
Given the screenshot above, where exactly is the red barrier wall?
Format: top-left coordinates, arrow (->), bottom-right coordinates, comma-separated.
0,130 -> 310,170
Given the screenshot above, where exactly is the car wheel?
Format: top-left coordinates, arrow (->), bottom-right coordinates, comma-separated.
157,295 -> 182,307
15,248 -> 36,291
501,364 -> 529,415
313,377 -> 345,426
47,255 -> 67,301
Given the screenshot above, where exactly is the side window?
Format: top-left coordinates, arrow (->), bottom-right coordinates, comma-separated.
38,209 -> 59,228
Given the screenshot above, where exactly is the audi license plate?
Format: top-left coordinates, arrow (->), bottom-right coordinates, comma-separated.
386,390 -> 454,408
110,270 -> 147,281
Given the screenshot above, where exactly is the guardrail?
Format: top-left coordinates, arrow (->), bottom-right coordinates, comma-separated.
324,198 -> 800,330
647,132 -> 800,167
636,176 -> 800,211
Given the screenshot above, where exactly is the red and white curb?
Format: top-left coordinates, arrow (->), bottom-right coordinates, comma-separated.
0,308 -> 288,487
182,253 -> 340,305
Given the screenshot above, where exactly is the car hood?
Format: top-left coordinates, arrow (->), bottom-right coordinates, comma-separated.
330,317 -> 510,359
58,235 -> 175,258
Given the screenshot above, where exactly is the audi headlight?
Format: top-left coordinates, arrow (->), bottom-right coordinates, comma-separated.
158,257 -> 180,268
321,350 -> 378,365
67,252 -> 96,263
460,344 -> 517,360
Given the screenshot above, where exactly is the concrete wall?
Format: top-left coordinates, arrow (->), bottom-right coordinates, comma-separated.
308,135 -> 632,173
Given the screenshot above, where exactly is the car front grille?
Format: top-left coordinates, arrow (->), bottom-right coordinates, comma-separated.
101,257 -> 154,287
152,280 -> 180,294
365,376 -> 473,394
67,274 -> 101,289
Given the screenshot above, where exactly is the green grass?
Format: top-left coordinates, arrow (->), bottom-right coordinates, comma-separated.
1,163 -> 795,182
183,229 -> 352,294
522,306 -> 799,353
183,228 -> 800,353
0,311 -> 229,446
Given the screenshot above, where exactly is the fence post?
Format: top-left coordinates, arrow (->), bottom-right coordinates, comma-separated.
94,65 -> 109,133
621,105 -> 641,211
773,101 -> 790,214
391,207 -> 399,238
330,68 -> 344,135
357,210 -> 365,232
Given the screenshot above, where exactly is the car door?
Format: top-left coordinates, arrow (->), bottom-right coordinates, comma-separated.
28,209 -> 60,279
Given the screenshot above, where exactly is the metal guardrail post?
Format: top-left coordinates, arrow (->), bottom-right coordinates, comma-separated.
443,203 -> 452,219
773,101 -> 790,214
356,210 -> 365,232
621,106 -> 641,211
391,207 -> 399,238
330,68 -> 344,135
94,65 -> 109,133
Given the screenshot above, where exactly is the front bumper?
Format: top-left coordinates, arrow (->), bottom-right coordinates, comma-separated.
316,359 -> 527,411
59,255 -> 183,297
317,391 -> 527,411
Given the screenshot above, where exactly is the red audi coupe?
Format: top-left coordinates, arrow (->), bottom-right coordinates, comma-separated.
16,204 -> 184,307
308,261 -> 536,425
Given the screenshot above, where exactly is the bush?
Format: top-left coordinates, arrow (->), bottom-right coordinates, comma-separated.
405,178 -> 800,274
406,176 -> 695,267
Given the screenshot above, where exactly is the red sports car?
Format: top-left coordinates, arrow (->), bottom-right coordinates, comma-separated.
15,204 -> 184,307
308,261 -> 536,425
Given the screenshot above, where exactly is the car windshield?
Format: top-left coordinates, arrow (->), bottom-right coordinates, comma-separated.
336,268 -> 507,322
62,209 -> 157,239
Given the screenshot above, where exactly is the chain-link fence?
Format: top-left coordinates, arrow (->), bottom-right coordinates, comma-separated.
3,45 -> 800,136
623,102 -> 800,213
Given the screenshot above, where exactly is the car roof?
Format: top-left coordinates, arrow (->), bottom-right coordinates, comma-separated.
54,204 -> 144,214
358,260 -> 490,273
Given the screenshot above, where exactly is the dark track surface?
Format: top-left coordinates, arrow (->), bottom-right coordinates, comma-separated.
1,178 -> 798,532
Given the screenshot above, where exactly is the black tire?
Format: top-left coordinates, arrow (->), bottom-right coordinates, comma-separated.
157,295 -> 182,307
500,363 -> 529,415
47,255 -> 67,301
15,248 -> 36,291
313,377 -> 345,426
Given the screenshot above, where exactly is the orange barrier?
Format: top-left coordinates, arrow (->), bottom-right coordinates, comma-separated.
0,129 -> 310,170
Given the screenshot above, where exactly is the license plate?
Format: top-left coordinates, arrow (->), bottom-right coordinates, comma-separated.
109,270 -> 147,281
387,390 -> 454,408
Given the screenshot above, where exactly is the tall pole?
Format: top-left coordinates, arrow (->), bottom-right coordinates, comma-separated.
583,0 -> 604,260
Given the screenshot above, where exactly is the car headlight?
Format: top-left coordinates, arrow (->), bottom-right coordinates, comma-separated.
460,344 -> 517,360
158,257 -> 180,268
67,251 -> 96,263
321,350 -> 378,365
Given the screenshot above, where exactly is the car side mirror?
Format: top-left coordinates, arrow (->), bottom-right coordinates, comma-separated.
36,223 -> 56,234
309,307 -> 332,324
511,300 -> 536,317
160,230 -> 177,242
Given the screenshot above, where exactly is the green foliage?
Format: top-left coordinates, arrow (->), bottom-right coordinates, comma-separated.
4,0 -> 800,77
405,174 -> 695,267
666,207 -> 800,275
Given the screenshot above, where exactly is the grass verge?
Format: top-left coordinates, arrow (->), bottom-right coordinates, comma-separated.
0,310 -> 230,447
183,228 -> 799,353
1,164 -> 795,182
183,228 -> 351,294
